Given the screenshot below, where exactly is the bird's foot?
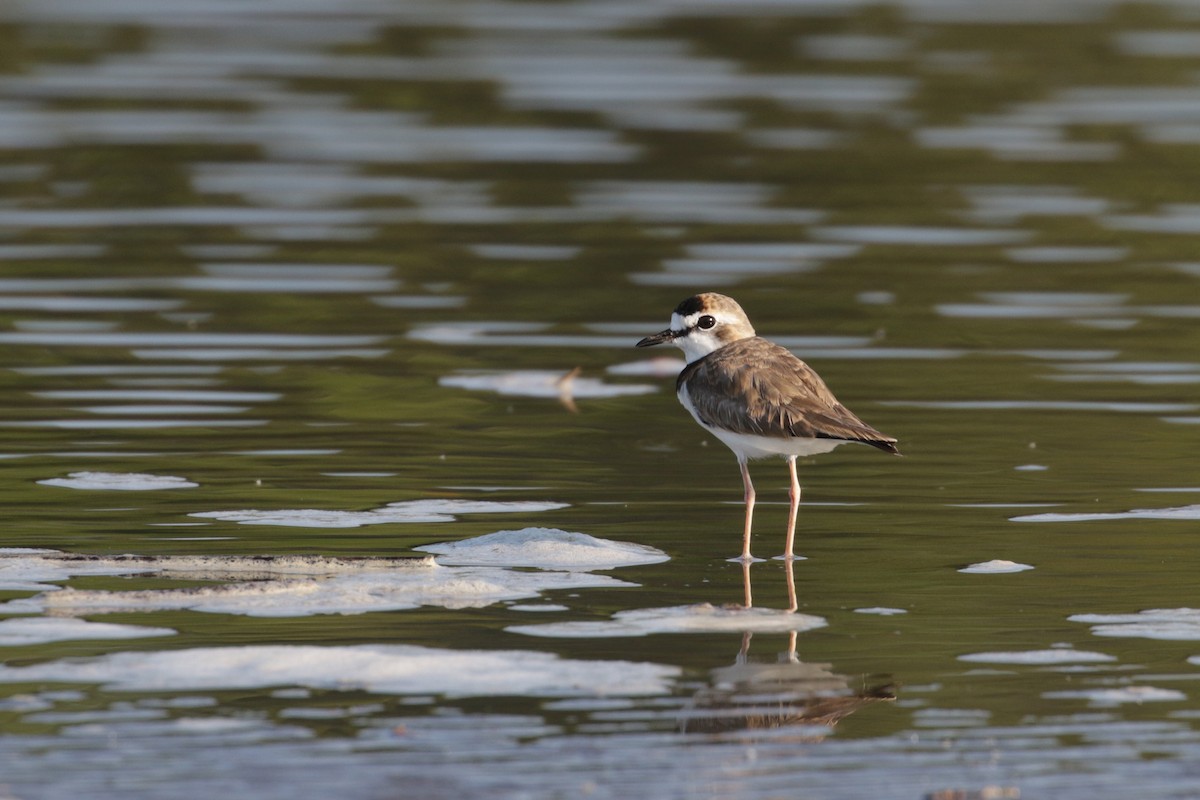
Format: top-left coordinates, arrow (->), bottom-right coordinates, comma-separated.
771,554 -> 808,561
727,554 -> 766,564
720,602 -> 754,612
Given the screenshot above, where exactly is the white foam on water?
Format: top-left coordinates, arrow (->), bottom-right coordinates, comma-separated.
958,649 -> 1116,665
1012,504 -> 1200,523
39,565 -> 632,617
0,551 -> 178,592
1071,609 -> 1200,640
38,471 -> 198,490
507,604 -> 826,638
0,644 -> 679,698
440,370 -> 656,399
958,560 -> 1035,574
110,553 -> 429,577
192,499 -> 568,528
416,528 -> 668,571
0,616 -> 175,646
3,529 -> 656,617
1043,687 -> 1186,707
0,551 -> 433,596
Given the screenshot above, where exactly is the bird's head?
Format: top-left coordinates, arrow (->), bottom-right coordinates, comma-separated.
636,293 -> 756,363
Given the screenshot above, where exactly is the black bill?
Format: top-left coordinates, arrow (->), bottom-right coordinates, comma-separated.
636,329 -> 677,347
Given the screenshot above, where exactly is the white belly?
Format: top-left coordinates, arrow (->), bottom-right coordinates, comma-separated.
678,384 -> 851,460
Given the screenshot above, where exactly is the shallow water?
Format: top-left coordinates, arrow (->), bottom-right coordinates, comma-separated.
2,1 -> 1200,797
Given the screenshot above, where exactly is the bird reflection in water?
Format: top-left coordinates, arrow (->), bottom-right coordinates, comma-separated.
680,629 -> 894,737
740,554 -> 804,611
684,558 -> 894,736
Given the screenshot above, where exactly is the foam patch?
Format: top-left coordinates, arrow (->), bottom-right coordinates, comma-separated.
0,644 -> 679,698
507,604 -> 826,638
0,550 -> 432,594
415,528 -> 668,570
0,550 -> 175,593
38,472 -> 198,490
38,566 -> 631,617
0,616 -> 175,646
1,528 -> 658,617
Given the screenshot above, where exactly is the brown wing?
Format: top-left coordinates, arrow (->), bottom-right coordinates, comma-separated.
678,337 -> 899,453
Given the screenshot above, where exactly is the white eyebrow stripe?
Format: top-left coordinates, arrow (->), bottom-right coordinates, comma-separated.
671,311 -> 698,331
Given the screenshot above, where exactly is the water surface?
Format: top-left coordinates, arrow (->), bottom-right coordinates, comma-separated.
2,1 -> 1200,798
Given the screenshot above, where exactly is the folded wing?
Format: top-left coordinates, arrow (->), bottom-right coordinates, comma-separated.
678,337 -> 899,454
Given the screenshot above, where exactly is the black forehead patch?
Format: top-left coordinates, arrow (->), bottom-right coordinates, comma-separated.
673,295 -> 705,316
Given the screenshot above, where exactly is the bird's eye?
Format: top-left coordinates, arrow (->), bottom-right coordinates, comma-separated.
697,315 -> 716,330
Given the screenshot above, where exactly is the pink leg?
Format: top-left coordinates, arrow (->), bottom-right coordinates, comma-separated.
784,551 -> 797,613
783,456 -> 801,560
738,459 -> 755,560
741,557 -> 753,609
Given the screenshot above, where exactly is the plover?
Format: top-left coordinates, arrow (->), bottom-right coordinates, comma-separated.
637,292 -> 899,564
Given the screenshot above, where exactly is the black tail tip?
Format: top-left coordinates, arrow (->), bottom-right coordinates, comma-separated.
873,440 -> 901,456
